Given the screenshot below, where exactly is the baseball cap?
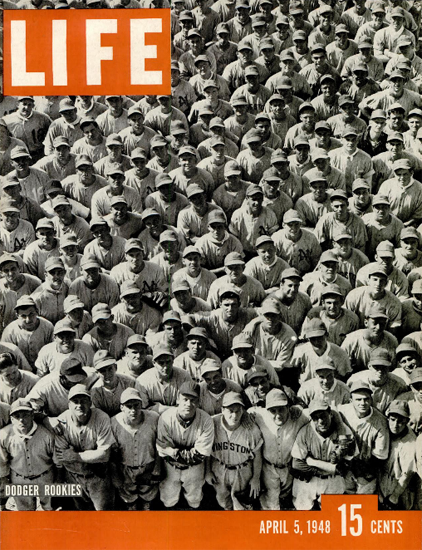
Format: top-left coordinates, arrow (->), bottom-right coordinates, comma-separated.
52,195 -> 71,209
53,136 -> 71,148
244,129 -> 262,144
182,246 -> 201,258
153,344 -> 174,360
231,96 -> 249,108
368,349 -> 392,368
401,227 -> 419,241
330,189 -> 348,202
80,255 -> 101,270
68,384 -> 91,400
159,229 -> 179,243
309,173 -> 328,186
10,146 -> 31,159
410,368 -> 422,385
210,136 -> 225,148
272,149 -> 288,163
281,268 -> 302,281
170,121 -> 187,136
370,109 -> 387,121
0,253 -> 20,268
371,1 -> 385,13
45,257 -> 65,272
0,202 -> 20,215
396,342 -> 419,358
120,280 -> 141,298
58,98 -> 75,112
127,105 -> 144,118
376,241 -> 395,257
126,334 -> 148,348
342,127 -> 358,138
10,398 -> 33,415
54,319 -> 76,335
276,77 -> 293,90
367,304 -> 388,319
294,135 -> 310,147
308,399 -> 330,416
314,360 -> 336,372
63,295 -> 85,313
283,209 -> 303,224
311,148 -> 329,162
352,64 -> 368,73
246,366 -> 269,384
372,194 -> 390,206
265,388 -> 289,409
412,280 -> 422,294
321,284 -> 344,300
305,318 -> 326,338
393,158 -> 412,171
89,217 -> 108,229
222,391 -> 244,408
194,55 -> 211,67
238,39 -> 253,52
203,79 -> 219,91
224,161 -> 242,177
110,195 -> 127,207
255,235 -> 274,248
106,165 -> 124,177
14,296 -> 37,311
391,6 -> 405,17
261,299 -> 282,315
150,135 -> 168,148
2,175 -> 21,189
75,154 -> 93,168
268,94 -> 285,105
155,173 -> 173,188
246,184 -> 264,197
106,134 -> 123,147
208,210 -> 227,225
232,333 -> 254,350
255,112 -> 271,123
251,13 -> 266,26
36,218 -> 55,231
187,184 -> 205,198
60,358 -> 87,383
386,400 -> 410,418
335,23 -> 349,35
125,238 -> 144,253
163,310 -> 182,324
120,388 -> 143,404
92,303 -> 112,323
293,30 -> 307,41
333,229 -> 353,241
186,327 -> 210,341
262,175 -> 281,186
172,280 -> 191,294
220,284 -> 241,299
367,263 -> 388,277
352,179 -> 370,192
408,109 -> 422,120
80,116 -> 98,129
339,95 -> 354,107
320,250 -> 339,263
94,350 -> 116,371
201,358 -> 222,376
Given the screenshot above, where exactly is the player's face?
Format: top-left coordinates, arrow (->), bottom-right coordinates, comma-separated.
353,70 -> 367,86
67,307 -> 84,323
160,239 -> 178,260
55,331 -> 75,353
308,335 -> 326,350
408,116 -> 422,133
411,382 -> 422,403
220,297 -> 240,321
151,145 -> 167,161
203,370 -> 223,392
178,394 -> 199,418
342,135 -> 358,153
46,267 -> 65,290
323,295 -> 342,318
187,337 -> 207,359
121,400 -> 143,425
354,188 -> 370,207
1,211 -> 20,231
123,292 -> 142,313
371,12 -> 384,28
211,143 -> 226,161
373,203 -> 389,222
352,391 -> 371,416
223,403 -> 244,427
107,174 -> 125,191
295,144 -> 310,163
0,364 -> 21,386
197,61 -> 211,78
311,410 -> 332,434
389,111 -> 404,130
37,228 -> 55,248
126,249 -> 144,272
268,405 -> 289,426
107,145 -> 123,162
189,193 -> 207,211
413,292 -> 422,310
55,144 -> 71,162
311,53 -> 326,71
83,123 -> 101,142
391,15 -> 404,31
128,113 -> 144,134
225,264 -> 244,284
61,108 -> 77,123
376,253 -> 393,271
321,83 -> 335,98
164,320 -> 183,340
331,200 -> 348,220
334,237 -> 352,257
183,252 -> 201,276
262,179 -> 279,198
98,364 -> 117,389
316,369 -> 335,390
112,203 -> 128,222
320,260 -> 337,280
255,121 -> 270,139
174,289 -> 192,308
257,243 -> 276,265
369,364 -> 388,386
77,164 -> 95,184
236,7 -> 250,23
398,353 -> 419,374
365,316 -> 387,338
106,97 -> 123,116
262,312 -> 282,334
401,237 -> 419,257
234,346 -> 254,367
18,99 -> 34,117
293,37 -> 306,53
284,221 -> 301,239
387,140 -> 403,158
171,68 -> 181,87
315,131 -> 330,148
11,155 -> 30,173
270,99 -> 285,119
281,278 -> 300,300
11,410 -> 34,435
69,395 -> 92,421
246,194 -> 263,214
127,344 -> 148,366
143,215 -> 162,239
390,76 -> 405,95
154,355 -> 174,378
368,274 -> 387,295
54,204 -> 73,223
238,48 -> 253,64
310,181 -> 327,201
388,413 -> 408,435
1,261 -> 20,283
217,31 -> 229,46
209,222 -> 226,241
250,375 -> 270,397
234,105 -> 248,118
17,306 -> 38,331
261,46 -> 275,61
82,267 -> 101,286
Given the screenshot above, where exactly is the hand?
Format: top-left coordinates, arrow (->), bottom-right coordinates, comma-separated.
329,451 -> 338,464
205,471 -> 217,485
249,477 -> 260,499
56,448 -> 81,463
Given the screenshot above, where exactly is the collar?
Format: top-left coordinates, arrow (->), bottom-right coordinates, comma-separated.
176,412 -> 196,428
14,422 -> 37,440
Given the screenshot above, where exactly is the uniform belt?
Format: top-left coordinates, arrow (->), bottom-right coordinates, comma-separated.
264,458 -> 288,469
218,459 -> 252,470
12,469 -> 51,480
314,472 -> 337,479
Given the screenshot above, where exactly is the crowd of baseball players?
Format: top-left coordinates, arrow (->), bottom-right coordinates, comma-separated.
1,0 -> 422,514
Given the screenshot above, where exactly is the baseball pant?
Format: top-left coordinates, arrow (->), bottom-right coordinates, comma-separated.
260,462 -> 292,510
116,463 -> 159,504
10,468 -> 55,511
292,475 -> 346,510
65,469 -> 115,510
160,462 -> 204,508
211,460 -> 253,511
355,476 -> 377,494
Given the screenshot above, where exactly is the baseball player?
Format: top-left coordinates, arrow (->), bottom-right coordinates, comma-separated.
8,146 -> 51,204
0,352 -> 39,405
157,381 -> 214,509
55,385 -> 116,510
206,391 -> 263,510
110,388 -> 161,510
251,388 -> 309,510
173,328 -> 220,384
170,281 -> 211,316
0,201 -> 36,256
61,155 -> 108,209
391,343 -> 421,388
22,218 -> 60,280
112,282 -> 162,336
297,362 -> 351,410
0,399 -> 56,511
291,399 -> 357,510
146,311 -> 188,358
30,256 -> 69,325
199,359 -> 243,416
379,400 -> 417,510
244,235 -> 290,294
116,335 -> 154,380
84,218 -> 127,271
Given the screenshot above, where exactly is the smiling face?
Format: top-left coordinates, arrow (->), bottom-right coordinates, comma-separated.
55,331 -> 75,354
203,370 -> 224,393
46,267 -> 65,290
1,260 -> 20,284
311,409 -> 332,435
69,395 -> 92,423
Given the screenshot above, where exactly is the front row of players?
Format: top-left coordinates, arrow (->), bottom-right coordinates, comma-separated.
1,358 -> 420,512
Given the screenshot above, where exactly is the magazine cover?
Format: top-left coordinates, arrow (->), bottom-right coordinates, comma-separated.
0,1 -> 422,549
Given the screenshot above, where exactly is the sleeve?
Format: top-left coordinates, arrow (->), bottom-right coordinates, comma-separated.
291,425 -> 309,460
93,413 -> 116,450
0,432 -> 11,478
373,424 -> 390,460
22,246 -> 39,277
193,413 -> 215,457
156,415 -> 178,459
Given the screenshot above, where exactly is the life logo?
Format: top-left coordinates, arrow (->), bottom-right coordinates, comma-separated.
3,9 -> 171,96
